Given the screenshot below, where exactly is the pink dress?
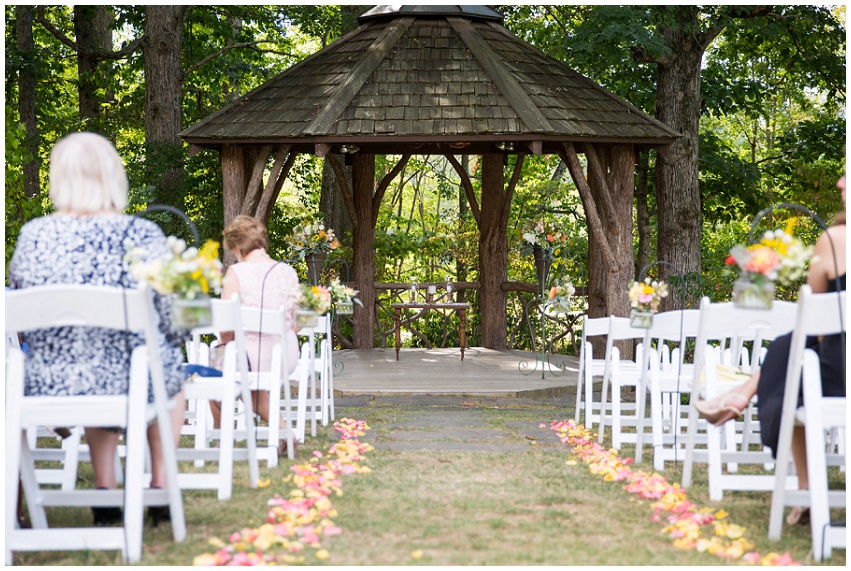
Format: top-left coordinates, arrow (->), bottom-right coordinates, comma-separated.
229,260 -> 299,374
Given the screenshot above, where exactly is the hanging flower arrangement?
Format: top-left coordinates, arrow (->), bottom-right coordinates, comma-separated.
726,219 -> 813,287
547,281 -> 576,315
125,236 -> 223,299
628,278 -> 669,313
726,218 -> 813,309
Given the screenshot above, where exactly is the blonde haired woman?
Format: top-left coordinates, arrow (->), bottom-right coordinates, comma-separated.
9,132 -> 187,526
213,215 -> 300,455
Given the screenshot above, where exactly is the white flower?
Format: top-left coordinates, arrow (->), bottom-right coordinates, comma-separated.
523,232 -> 537,245
182,247 -> 199,260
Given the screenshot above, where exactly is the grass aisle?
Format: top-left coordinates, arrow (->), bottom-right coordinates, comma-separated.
16,400 -> 845,565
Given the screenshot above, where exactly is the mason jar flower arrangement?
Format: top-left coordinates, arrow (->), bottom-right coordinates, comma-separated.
627,278 -> 669,328
546,281 -> 575,315
290,283 -> 333,328
125,236 -> 223,329
327,277 -> 363,315
725,219 -> 813,310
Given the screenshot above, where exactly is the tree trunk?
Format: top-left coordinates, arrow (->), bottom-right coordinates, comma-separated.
319,157 -> 353,247
586,145 -> 634,320
351,153 -> 376,348
74,5 -> 112,133
634,150 -> 651,278
221,144 -> 245,266
560,143 -> 634,321
478,153 -> 508,349
143,6 -> 186,210
654,10 -> 707,300
16,5 -> 39,199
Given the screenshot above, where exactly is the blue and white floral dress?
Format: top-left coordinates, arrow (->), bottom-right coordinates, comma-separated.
9,213 -> 187,401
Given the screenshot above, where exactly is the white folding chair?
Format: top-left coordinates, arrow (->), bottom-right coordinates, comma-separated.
573,315 -> 610,429
5,284 -> 185,564
636,309 -> 702,469
294,317 -> 331,438
177,296 -> 259,500
597,316 -> 648,449
5,331 -> 93,492
768,285 -> 846,561
317,315 -> 336,425
237,305 -> 298,466
682,298 -> 798,501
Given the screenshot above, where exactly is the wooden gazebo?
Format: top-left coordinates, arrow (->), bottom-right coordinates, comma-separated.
181,5 -> 678,349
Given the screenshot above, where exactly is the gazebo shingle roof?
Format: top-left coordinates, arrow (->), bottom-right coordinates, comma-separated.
181,6 -> 678,155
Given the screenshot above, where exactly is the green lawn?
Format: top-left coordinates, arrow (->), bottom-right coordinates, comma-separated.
13,399 -> 846,566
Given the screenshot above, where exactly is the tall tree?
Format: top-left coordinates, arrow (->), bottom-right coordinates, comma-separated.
74,6 -> 113,132
143,6 -> 189,207
15,5 -> 39,198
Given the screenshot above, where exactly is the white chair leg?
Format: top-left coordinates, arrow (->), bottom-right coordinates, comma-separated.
218,387 -> 235,501
707,423 -> 724,502
681,403 -> 700,488
123,391 -> 147,562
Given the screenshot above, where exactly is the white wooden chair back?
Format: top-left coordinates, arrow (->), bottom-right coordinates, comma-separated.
681,297 -> 798,500
293,314 -> 334,438
768,285 -> 846,561
237,305 -> 297,463
574,315 -> 609,427
5,284 -> 185,564
638,309 -> 702,469
177,295 -> 259,499
597,316 -> 648,446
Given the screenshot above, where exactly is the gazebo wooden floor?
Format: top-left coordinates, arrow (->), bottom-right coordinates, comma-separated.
331,348 -> 579,398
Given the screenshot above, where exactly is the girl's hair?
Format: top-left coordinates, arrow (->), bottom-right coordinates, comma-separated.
49,132 -> 129,214
222,215 -> 269,256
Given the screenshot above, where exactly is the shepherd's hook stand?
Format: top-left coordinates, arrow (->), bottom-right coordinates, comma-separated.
139,204 -> 200,245
518,250 -> 569,379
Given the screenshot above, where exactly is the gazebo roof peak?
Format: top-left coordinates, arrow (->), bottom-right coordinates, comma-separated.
181,5 -> 678,155
357,5 -> 503,23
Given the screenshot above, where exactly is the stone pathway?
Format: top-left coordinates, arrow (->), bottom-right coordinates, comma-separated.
335,395 -> 572,453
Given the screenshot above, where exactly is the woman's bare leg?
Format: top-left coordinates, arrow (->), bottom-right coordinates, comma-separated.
83,427 -> 121,489
791,426 -> 809,490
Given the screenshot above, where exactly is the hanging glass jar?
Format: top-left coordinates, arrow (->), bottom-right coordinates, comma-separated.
733,278 -> 774,310
336,299 -> 354,315
294,308 -> 319,328
629,308 -> 654,329
171,295 -> 213,329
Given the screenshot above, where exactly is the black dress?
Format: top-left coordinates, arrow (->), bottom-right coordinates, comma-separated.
756,274 -> 846,457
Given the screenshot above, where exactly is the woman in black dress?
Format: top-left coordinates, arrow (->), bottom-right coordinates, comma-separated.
694,170 -> 846,524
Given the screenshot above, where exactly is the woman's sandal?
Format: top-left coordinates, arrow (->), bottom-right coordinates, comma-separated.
786,506 -> 810,526
147,487 -> 171,528
694,393 -> 751,426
